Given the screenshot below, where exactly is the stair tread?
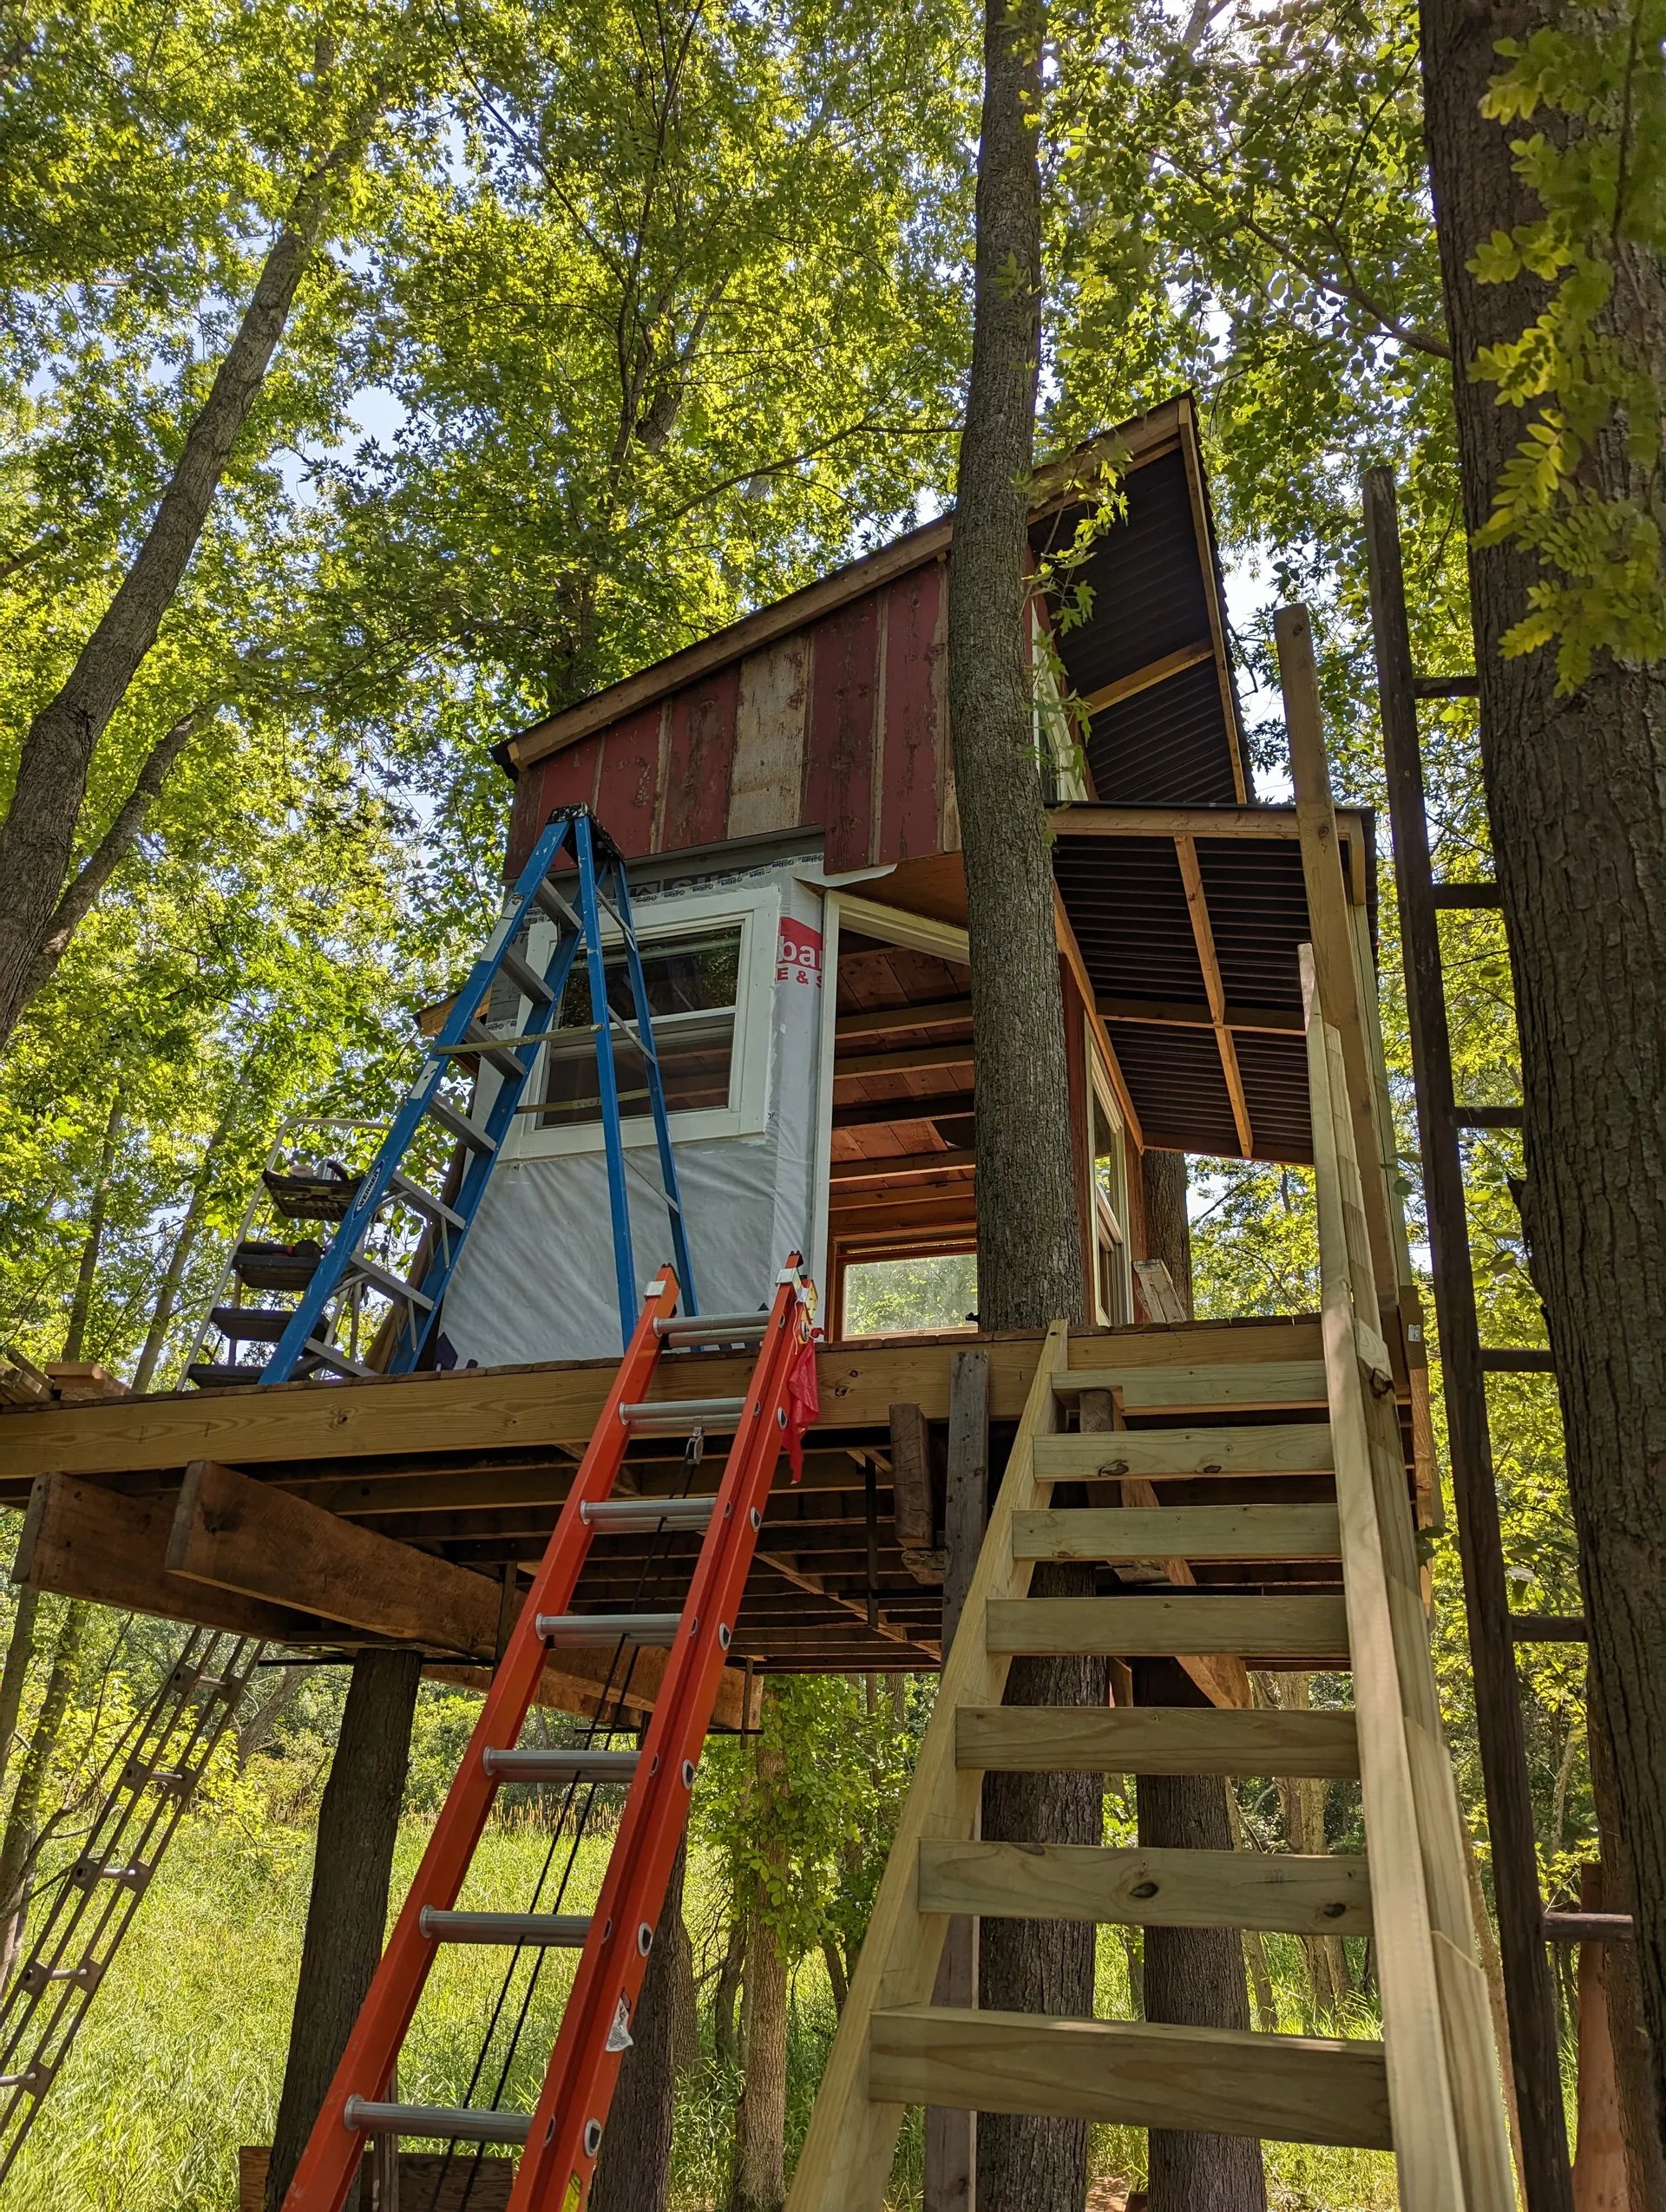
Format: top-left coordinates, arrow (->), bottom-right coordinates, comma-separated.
867,2005 -> 1392,2151
984,1592 -> 1351,1659
1033,1423 -> 1333,1479
1053,1361 -> 1328,1410
1012,1503 -> 1342,1562
916,1839 -> 1371,1933
957,1705 -> 1360,1777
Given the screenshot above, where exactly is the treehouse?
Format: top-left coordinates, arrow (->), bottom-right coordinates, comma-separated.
0,396 -> 1515,2211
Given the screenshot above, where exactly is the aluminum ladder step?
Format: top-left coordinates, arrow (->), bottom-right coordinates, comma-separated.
580,1495 -> 717,1533
497,943 -> 553,1005
428,1019 -> 526,1083
482,1747 -> 641,1783
345,1252 -> 434,1311
619,1395 -> 748,1430
386,1172 -> 465,1232
536,1612 -> 681,1647
418,1908 -> 591,1947
425,1093 -> 496,1155
186,1362 -> 267,1388
344,2097 -> 531,2145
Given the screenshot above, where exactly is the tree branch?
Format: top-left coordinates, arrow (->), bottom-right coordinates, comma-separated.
22,706 -> 206,1003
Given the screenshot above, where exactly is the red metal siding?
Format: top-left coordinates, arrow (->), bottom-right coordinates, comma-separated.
803,595 -> 881,873
593,705 -> 662,859
662,666 -> 739,849
878,561 -> 943,863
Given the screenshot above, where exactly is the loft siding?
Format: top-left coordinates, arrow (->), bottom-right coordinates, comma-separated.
503,554 -> 954,877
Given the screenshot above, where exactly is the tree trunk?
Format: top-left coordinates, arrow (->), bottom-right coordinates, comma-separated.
0,1600 -> 90,1985
670,1882 -> 699,2082
821,1934 -> 849,2016
131,1090 -> 238,1391
1139,1149 -> 1193,1316
236,1662 -> 309,1769
62,1096 -> 122,1363
266,1648 -> 423,2212
1133,1658 -> 1268,2212
21,708 -> 204,1008
1420,0 -> 1666,2160
715,1913 -> 745,2071
0,1587 -> 43,1803
0,133 -> 365,1053
592,1835 -> 687,2212
730,1893 -> 789,2212
947,0 -> 1079,1340
978,1555 -> 1105,2212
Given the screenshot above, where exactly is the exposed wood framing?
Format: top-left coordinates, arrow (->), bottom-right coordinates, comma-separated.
1097,998 -> 1302,1034
835,998 -> 971,1041
1079,639 -> 1215,718
1175,832 -> 1255,1155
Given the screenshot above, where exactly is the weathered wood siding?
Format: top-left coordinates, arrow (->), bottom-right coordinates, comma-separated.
507,556 -> 949,874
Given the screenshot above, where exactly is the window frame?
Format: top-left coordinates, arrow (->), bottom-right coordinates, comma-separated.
506,882 -> 778,1161
1084,1016 -> 1133,1326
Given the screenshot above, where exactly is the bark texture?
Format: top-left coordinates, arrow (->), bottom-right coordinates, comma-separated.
0,1587 -> 42,1802
592,1836 -> 687,2212
1138,1149 -> 1193,1316
0,140 -> 361,1054
266,1648 -> 423,2212
1133,1659 -> 1267,2212
731,1899 -> 788,2212
946,0 -> 1079,1337
1420,0 -> 1666,2156
978,1554 -> 1106,2212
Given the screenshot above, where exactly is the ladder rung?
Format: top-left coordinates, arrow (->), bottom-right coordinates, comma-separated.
536,1612 -> 681,1648
0,2069 -> 42,2091
426,1095 -> 496,1155
619,1395 -> 748,1430
916,1839 -> 1372,1934
419,1908 -> 591,1946
1510,1613 -> 1586,1643
344,2097 -> 531,2145
19,1957 -> 102,1990
532,879 -> 581,930
1479,1347 -> 1555,1373
498,945 -> 554,1005
1453,1106 -> 1524,1129
1430,881 -> 1500,907
347,1253 -> 434,1311
1011,1503 -> 1342,1564
73,1860 -> 148,1888
957,1705 -> 1361,1778
303,1338 -> 377,1378
482,1747 -> 642,1783
580,1495 -> 717,1533
867,2006 -> 1393,2151
387,1172 -> 466,1232
654,1312 -> 768,1340
984,1594 -> 1351,1659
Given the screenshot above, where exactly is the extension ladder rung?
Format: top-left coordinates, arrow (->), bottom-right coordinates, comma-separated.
481,1747 -> 641,1783
18,1960 -> 102,1990
956,1705 -> 1361,1778
423,1019 -> 525,1083
1011,1502 -> 1343,1562
580,1495 -> 717,1533
915,1839 -> 1372,1934
654,1312 -> 767,1340
619,1395 -> 747,1429
866,2006 -> 1393,2152
424,1094 -> 496,1155
73,1860 -> 148,1888
535,1611 -> 681,1647
344,2097 -> 531,2145
983,1593 -> 1351,1659
419,1908 -> 591,1947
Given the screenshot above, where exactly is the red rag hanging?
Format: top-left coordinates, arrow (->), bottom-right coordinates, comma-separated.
784,1328 -> 823,1482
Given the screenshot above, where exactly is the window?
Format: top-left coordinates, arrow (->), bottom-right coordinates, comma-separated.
541,924 -> 742,1127
1086,1031 -> 1132,1325
509,884 -> 777,1157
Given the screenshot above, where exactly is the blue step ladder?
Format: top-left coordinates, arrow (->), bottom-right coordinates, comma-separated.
189,808 -> 697,1389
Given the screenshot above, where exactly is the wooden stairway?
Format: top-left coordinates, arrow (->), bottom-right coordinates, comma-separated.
785,977 -> 1516,2212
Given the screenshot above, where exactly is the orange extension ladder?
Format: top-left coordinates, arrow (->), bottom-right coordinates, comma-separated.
283,1258 -> 813,2212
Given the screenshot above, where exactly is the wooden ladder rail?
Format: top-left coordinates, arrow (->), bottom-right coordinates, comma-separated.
1304,946 -> 1516,2210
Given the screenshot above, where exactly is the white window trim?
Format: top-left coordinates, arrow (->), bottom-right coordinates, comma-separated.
1085,1013 -> 1133,1326
506,882 -> 779,1160
810,890 -> 972,1290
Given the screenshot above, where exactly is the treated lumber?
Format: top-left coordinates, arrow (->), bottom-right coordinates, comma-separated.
14,1472 -> 322,1639
915,1839 -> 1372,1934
833,1043 -> 975,1081
984,1594 -> 1350,1659
831,1150 -> 976,1186
1053,1361 -> 1328,1410
866,2006 -> 1394,2150
1033,1423 -> 1333,1481
888,1403 -> 935,1552
168,1458 -> 501,1659
1079,638 -> 1216,716
956,1705 -> 1361,1778
1175,831 -> 1256,1156
835,998 -> 973,1041
1013,1504 -> 1343,1562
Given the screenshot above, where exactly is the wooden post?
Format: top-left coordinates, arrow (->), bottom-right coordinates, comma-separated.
1572,1865 -> 1630,2212
1275,603 -> 1399,1309
924,1351 -> 989,2212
